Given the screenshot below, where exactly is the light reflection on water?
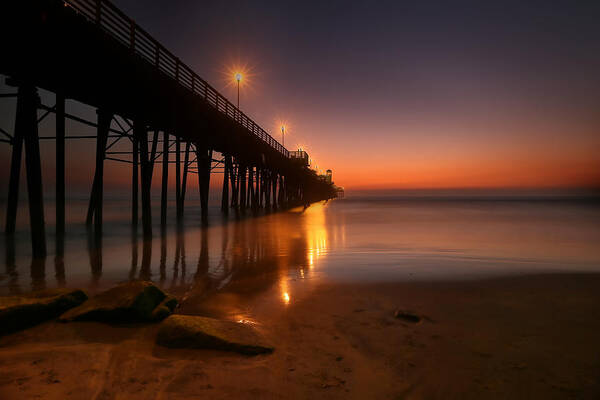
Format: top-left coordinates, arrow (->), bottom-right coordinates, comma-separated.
1,198 -> 600,311
0,200 -> 335,316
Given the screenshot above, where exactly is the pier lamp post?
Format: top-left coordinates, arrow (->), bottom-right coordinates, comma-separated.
235,73 -> 242,108
281,125 -> 285,147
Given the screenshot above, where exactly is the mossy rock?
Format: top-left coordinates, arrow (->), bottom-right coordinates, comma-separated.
0,288 -> 88,335
156,315 -> 274,355
59,281 -> 176,323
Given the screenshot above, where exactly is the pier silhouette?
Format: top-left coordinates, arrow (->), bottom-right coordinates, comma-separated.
0,0 -> 337,258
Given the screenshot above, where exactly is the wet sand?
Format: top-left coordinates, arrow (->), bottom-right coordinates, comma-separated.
1,272 -> 600,399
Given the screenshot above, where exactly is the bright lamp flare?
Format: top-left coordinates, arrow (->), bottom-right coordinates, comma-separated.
222,62 -> 254,91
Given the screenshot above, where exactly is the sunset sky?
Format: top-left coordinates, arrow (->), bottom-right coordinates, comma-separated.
1,0 -> 599,192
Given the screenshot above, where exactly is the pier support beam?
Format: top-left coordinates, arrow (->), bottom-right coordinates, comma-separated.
255,168 -> 260,209
278,175 -> 285,208
272,174 -> 278,210
5,91 -> 25,235
175,136 -> 181,221
132,133 -> 139,229
55,93 -> 65,235
180,142 -> 190,218
265,171 -> 271,208
259,169 -> 264,208
240,164 -> 247,210
86,109 -> 111,236
160,132 -> 169,231
231,161 -> 239,209
149,131 -> 159,175
17,85 -> 46,257
221,154 -> 231,214
248,166 -> 254,210
196,146 -> 212,224
135,121 -> 152,238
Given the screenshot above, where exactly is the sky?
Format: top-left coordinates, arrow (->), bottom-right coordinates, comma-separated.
1,0 -> 600,193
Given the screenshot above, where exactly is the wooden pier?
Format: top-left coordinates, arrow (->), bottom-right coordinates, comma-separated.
0,0 -> 336,257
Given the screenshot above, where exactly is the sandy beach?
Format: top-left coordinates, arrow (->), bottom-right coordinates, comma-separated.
1,272 -> 599,399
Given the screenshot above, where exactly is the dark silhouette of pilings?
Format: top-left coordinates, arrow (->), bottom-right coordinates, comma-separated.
160,132 -> 169,231
231,161 -> 239,209
5,90 -> 24,235
0,86 -> 334,256
55,93 -> 65,235
86,108 -> 112,236
175,136 -> 182,221
196,146 -> 212,223
5,84 -> 47,257
237,162 -> 244,210
259,168 -> 264,208
159,232 -> 167,284
132,133 -> 139,229
129,229 -> 138,280
135,120 -> 153,238
221,154 -> 231,214
278,175 -> 285,208
54,234 -> 66,287
178,142 -> 190,221
139,238 -> 152,280
86,229 -> 102,287
247,166 -> 254,210
264,171 -> 270,208
30,257 -> 46,292
22,85 -> 46,258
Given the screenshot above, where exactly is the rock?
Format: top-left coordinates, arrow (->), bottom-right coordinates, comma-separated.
394,309 -> 421,323
0,288 -> 88,335
151,295 -> 178,321
59,281 -> 176,323
156,315 -> 274,355
162,295 -> 178,311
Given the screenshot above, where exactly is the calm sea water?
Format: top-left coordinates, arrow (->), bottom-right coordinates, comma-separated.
1,198 -> 599,300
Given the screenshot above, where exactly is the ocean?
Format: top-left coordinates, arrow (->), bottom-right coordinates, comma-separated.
1,196 -> 599,299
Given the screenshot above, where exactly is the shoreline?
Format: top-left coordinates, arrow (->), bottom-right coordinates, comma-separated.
1,271 -> 599,399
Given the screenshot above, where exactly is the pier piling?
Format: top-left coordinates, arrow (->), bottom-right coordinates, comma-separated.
21,85 -> 46,257
160,132 -> 169,231
55,93 -> 65,235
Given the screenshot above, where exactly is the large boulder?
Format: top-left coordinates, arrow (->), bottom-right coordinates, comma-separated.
0,288 -> 88,335
156,315 -> 274,355
59,281 -> 176,323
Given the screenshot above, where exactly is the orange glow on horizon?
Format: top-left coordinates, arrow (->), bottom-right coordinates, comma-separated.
52,146 -> 599,193
328,156 -> 600,190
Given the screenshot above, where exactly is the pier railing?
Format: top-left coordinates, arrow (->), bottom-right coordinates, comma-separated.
64,0 -> 289,157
